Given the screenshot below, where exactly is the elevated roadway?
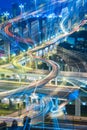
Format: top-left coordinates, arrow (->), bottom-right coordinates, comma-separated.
36,84 -> 80,99
0,18 -> 87,98
0,3 -> 87,126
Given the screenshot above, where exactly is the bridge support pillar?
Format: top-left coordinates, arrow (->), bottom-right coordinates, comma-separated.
75,98 -> 81,116
35,60 -> 38,69
25,94 -> 29,111
4,42 -> 10,61
36,51 -> 39,56
42,49 -> 44,57
54,44 -> 57,52
48,46 -> 50,52
49,66 -> 51,71
27,22 -> 31,38
55,98 -> 59,109
55,77 -> 58,85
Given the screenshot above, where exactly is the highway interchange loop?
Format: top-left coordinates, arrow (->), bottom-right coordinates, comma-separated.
0,1 -> 87,123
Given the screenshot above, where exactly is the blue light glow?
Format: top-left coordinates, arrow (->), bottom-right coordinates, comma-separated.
68,90 -> 79,101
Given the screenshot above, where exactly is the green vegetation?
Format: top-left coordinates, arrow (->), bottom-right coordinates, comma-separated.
0,101 -> 25,116
0,109 -> 16,116
51,80 -> 73,86
0,58 -> 10,65
0,103 -> 17,116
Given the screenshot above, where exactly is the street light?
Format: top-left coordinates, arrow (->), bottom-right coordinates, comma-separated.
19,4 -> 24,14
34,0 -> 37,10
3,11 -> 10,20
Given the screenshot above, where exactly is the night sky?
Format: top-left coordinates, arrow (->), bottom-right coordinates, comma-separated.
0,0 -> 29,13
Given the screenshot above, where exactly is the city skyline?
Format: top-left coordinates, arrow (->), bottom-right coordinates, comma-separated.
0,0 -> 29,13
0,0 -> 87,129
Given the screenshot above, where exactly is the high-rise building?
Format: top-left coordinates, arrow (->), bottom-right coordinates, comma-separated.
11,2 -> 20,17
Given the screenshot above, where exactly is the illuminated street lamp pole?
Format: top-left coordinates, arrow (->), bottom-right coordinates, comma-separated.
3,11 -> 10,20
19,4 -> 24,15
82,0 -> 84,6
34,0 -> 37,10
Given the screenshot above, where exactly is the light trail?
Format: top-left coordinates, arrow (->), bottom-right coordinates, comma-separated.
0,11 -> 87,98
0,1 -> 87,128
